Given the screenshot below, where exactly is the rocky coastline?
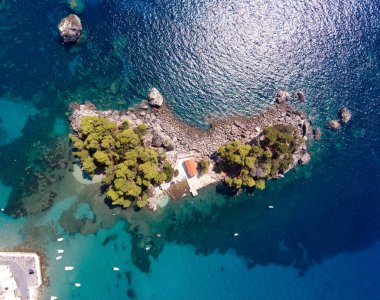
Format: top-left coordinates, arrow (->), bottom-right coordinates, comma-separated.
71,93 -> 313,157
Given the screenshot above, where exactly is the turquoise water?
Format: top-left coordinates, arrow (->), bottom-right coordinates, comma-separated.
1,0 -> 380,299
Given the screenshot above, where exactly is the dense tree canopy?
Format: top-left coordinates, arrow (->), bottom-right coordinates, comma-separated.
70,116 -> 175,209
217,124 -> 301,191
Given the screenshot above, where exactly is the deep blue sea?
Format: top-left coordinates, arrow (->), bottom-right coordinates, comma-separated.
1,0 -> 380,299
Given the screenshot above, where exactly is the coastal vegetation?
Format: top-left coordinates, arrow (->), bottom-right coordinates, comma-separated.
70,116 -> 175,208
217,124 -> 301,191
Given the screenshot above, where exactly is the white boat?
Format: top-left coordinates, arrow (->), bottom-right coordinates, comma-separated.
233,233 -> 239,237
57,237 -> 64,242
57,249 -> 64,254
51,296 -> 58,300
268,205 -> 274,209
74,283 -> 81,287
64,266 -> 74,271
113,267 -> 119,271
56,256 -> 62,261
145,245 -> 152,251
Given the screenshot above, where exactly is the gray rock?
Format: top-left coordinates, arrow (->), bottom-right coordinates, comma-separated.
58,14 -> 82,44
340,107 -> 352,123
148,88 -> 164,107
142,132 -> 153,147
163,138 -> 175,150
251,166 -> 266,178
234,120 -> 246,129
151,132 -> 164,147
328,119 -> 341,130
276,91 -> 290,104
139,101 -> 149,110
297,91 -> 305,102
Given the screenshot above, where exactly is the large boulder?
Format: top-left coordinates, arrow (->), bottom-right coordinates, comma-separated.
328,119 -> 341,130
58,14 -> 82,44
148,88 -> 164,107
340,107 -> 352,123
275,91 -> 290,104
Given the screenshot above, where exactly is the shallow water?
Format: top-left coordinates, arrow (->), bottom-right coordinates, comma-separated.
0,0 -> 380,299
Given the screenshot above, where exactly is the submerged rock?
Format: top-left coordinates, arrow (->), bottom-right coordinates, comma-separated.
276,91 -> 290,104
313,128 -> 322,140
67,0 -> 86,14
110,81 -> 119,95
148,88 -> 164,107
339,107 -> 352,123
58,14 -> 82,44
297,91 -> 305,102
328,119 -> 341,130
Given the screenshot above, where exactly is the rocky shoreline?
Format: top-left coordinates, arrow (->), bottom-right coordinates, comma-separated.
71,92 -> 313,158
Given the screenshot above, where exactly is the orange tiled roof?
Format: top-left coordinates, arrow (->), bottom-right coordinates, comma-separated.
184,159 -> 197,177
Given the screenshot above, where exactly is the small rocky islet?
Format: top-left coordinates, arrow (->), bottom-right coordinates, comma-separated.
327,107 -> 352,130
69,89 -> 318,211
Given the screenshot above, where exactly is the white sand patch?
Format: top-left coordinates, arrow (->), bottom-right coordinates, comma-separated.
72,164 -> 104,185
157,195 -> 170,208
147,188 -> 171,211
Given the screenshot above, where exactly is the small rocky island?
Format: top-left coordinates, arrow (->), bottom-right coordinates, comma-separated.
69,90 -> 317,210
58,14 -> 82,44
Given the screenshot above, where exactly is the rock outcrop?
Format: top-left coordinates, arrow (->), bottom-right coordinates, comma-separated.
300,152 -> 311,165
276,91 -> 290,104
297,91 -> 305,102
58,14 -> 82,44
148,88 -> 164,107
339,107 -> 351,123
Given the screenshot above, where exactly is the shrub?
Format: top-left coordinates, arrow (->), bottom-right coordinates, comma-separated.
198,159 -> 211,175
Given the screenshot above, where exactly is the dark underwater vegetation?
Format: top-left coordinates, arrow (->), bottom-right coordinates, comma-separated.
0,0 -> 380,299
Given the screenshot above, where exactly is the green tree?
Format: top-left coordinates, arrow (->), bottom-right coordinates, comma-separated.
244,156 -> 256,169
163,160 -> 175,182
94,151 -> 112,166
82,157 -> 97,175
70,115 -> 175,209
256,179 -> 266,190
